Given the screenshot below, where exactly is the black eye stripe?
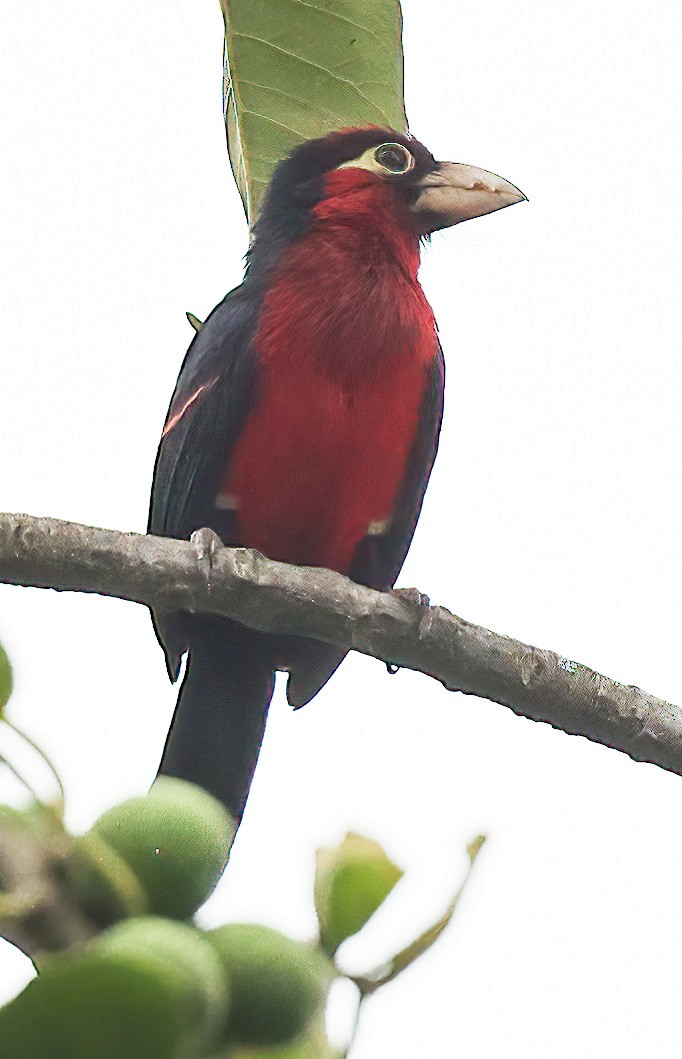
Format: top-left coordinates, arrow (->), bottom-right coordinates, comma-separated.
374,142 -> 414,174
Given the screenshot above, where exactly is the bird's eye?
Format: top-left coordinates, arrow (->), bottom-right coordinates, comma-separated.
373,142 -> 415,175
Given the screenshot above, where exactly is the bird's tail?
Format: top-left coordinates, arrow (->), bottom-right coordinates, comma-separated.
157,632 -> 275,825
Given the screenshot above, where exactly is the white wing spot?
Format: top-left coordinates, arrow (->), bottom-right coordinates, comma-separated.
216,494 -> 240,510
367,518 -> 390,536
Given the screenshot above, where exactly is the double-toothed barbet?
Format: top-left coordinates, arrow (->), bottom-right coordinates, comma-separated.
149,127 -> 525,824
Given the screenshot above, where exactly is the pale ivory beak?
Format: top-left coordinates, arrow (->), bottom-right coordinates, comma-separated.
413,162 -> 526,232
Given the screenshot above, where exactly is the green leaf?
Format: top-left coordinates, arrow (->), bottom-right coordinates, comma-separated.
220,0 -> 408,222
314,832 -> 403,957
0,642 -> 13,714
467,834 -> 486,863
186,311 -> 204,332
352,835 -> 486,995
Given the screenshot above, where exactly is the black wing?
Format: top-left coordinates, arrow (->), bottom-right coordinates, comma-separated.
148,286 -> 261,678
350,344 -> 445,591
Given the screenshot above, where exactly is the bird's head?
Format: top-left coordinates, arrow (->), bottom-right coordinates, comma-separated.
247,126 -> 525,271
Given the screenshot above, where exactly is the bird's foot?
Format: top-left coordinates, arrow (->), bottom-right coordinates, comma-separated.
190,527 -> 224,588
391,586 -> 431,609
385,588 -> 431,675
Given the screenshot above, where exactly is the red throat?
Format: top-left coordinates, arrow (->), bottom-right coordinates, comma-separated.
221,169 -> 439,574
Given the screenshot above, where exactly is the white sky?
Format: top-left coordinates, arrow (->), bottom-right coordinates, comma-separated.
1,2 -> 682,1056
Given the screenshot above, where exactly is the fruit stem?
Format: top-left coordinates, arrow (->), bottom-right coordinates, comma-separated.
1,718 -> 66,815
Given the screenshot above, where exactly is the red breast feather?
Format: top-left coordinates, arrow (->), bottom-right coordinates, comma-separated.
221,168 -> 439,572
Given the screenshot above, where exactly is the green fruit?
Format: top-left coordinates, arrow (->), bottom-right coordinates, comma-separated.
0,801 -> 64,835
0,642 -> 12,711
314,833 -> 403,956
90,776 -> 235,919
94,916 -> 230,1053
207,924 -> 332,1048
225,1016 -> 343,1058
0,949 -> 186,1058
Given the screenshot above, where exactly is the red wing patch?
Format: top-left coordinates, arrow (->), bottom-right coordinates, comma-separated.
162,378 -> 218,437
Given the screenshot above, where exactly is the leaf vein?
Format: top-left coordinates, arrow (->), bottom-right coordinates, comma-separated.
288,0 -> 389,48
240,78 -> 347,124
241,106 -> 312,140
233,33 -> 389,121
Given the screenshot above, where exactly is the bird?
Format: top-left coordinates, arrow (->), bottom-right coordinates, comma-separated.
148,126 -> 525,826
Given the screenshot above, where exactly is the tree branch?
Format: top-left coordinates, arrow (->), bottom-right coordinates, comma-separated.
0,807 -> 122,959
1,512 -> 680,777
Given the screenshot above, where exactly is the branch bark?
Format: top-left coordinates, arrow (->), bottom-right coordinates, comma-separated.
0,807 -> 121,960
1,512 -> 680,777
